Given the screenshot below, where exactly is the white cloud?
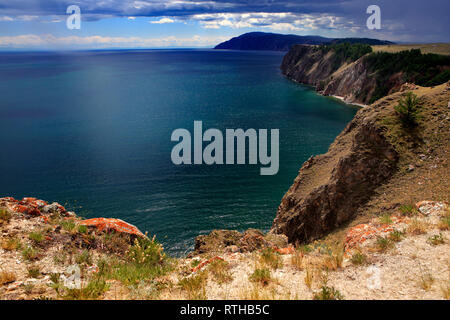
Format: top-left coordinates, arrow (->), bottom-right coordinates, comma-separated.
190,12 -> 351,32
0,34 -> 228,49
150,17 -> 175,24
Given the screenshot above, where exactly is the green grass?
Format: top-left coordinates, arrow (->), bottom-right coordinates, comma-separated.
178,271 -> 208,300
28,231 -> 44,244
427,233 -> 445,245
27,265 -> 41,278
389,229 -> 405,242
60,279 -> 109,300
60,220 -> 76,232
75,250 -> 93,265
249,268 -> 271,286
313,286 -> 344,300
351,252 -> 367,265
77,225 -> 88,234
376,236 -> 393,252
97,237 -> 173,286
260,247 -> 283,270
379,214 -> 393,224
208,259 -> 233,284
0,207 -> 11,224
399,204 -> 417,216
22,245 -> 39,261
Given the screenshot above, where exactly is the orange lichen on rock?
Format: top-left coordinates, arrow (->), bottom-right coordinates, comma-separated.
275,247 -> 295,255
80,218 -> 145,237
344,216 -> 408,252
191,256 -> 224,273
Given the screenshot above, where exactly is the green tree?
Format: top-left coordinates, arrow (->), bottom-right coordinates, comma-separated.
394,92 -> 421,127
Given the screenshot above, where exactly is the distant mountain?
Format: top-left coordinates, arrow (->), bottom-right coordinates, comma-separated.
214,32 -> 394,51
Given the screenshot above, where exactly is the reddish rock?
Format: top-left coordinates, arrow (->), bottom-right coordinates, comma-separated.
80,218 -> 145,237
191,256 -> 224,273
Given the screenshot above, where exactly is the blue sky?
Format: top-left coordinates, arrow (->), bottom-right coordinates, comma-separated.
0,0 -> 449,50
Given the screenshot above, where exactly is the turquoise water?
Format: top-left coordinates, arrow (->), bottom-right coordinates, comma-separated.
0,49 -> 357,255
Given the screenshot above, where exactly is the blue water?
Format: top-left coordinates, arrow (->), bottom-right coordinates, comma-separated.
0,49 -> 357,255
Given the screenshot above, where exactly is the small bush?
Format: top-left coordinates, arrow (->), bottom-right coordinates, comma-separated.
399,204 -> 417,216
61,279 -> 109,300
427,233 -> 445,245
290,250 -> 304,270
27,265 -> 41,278
376,236 -> 393,252
0,208 -> 11,224
29,231 -> 44,244
208,259 -> 232,284
379,214 -> 393,224
408,219 -> 428,235
75,250 -> 92,265
394,92 -> 421,127
249,268 -> 271,286
260,247 -> 283,270
438,217 -> 450,231
351,252 -> 367,265
313,286 -> 344,300
178,271 -> 207,300
389,229 -> 405,242
60,220 -> 76,232
1,237 -> 22,251
77,225 -> 88,234
0,271 -> 16,285
22,245 -> 39,261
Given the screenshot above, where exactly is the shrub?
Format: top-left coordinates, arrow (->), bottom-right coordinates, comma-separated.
260,247 -> 283,270
394,92 -> 422,127
399,204 -> 417,216
61,279 -> 109,300
389,229 -> 405,242
376,236 -> 393,252
22,245 -> 39,261
427,233 -> 445,245
313,286 -> 344,300
29,231 -> 44,244
249,268 -> 271,286
351,252 -> 367,265
0,207 -> 11,224
0,271 -> 16,285
178,271 -> 207,300
379,214 -> 393,224
208,259 -> 233,284
77,225 -> 88,234
27,265 -> 41,278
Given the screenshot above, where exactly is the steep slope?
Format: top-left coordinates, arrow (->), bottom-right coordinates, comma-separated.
271,81 -> 450,244
281,44 -> 450,104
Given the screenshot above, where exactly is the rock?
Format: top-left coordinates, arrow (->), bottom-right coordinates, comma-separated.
192,230 -> 242,256
238,229 -> 267,252
408,164 -> 415,172
272,108 -> 398,244
80,218 -> 145,237
42,203 -> 66,215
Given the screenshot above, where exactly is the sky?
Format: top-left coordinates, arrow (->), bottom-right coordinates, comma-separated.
0,0 -> 448,50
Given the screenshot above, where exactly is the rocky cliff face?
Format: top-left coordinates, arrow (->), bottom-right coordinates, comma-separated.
281,45 -> 394,105
271,95 -> 399,244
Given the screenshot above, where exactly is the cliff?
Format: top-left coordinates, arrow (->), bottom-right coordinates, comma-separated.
281,44 -> 450,104
272,81 -> 450,244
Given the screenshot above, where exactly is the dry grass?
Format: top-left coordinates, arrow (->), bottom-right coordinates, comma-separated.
372,43 -> 450,55
290,250 -> 304,270
441,282 -> 450,300
1,237 -> 21,251
0,270 -> 16,286
417,265 -> 434,291
407,219 -> 429,235
178,271 -> 208,300
208,259 -> 233,284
